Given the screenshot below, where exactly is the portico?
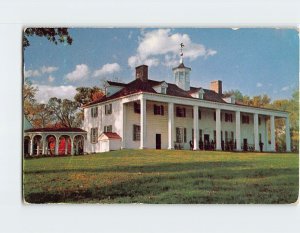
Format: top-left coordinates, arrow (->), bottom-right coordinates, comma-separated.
127,93 -> 291,152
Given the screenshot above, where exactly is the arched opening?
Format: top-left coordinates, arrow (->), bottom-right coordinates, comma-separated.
58,135 -> 71,156
24,136 -> 30,157
45,135 -> 57,156
33,135 -> 43,156
73,135 -> 84,155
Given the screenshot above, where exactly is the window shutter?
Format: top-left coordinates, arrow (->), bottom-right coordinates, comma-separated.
161,105 -> 164,115
176,127 -> 180,143
184,128 -> 187,143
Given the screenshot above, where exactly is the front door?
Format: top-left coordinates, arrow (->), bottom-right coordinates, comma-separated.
204,134 -> 210,150
156,134 -> 161,149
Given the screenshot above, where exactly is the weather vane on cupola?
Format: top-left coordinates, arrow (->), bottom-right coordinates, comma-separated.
180,42 -> 184,64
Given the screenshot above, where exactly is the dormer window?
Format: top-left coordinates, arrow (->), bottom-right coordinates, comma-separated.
199,88 -> 205,99
153,81 -> 168,94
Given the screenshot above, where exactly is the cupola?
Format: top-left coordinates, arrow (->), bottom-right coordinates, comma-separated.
173,43 -> 191,91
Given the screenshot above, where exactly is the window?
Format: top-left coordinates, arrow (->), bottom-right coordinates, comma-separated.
225,131 -> 228,142
133,125 -> 140,141
231,131 -> 234,141
104,125 -> 112,132
199,129 -> 203,141
154,104 -> 164,115
213,130 -> 216,142
242,115 -> 250,124
259,133 -> 262,142
176,127 -> 187,143
90,128 -> 98,144
161,87 -> 167,94
105,104 -> 112,115
259,117 -> 261,125
91,107 -> 98,118
198,109 -> 202,120
134,102 -> 140,114
176,107 -> 186,117
225,113 -> 233,122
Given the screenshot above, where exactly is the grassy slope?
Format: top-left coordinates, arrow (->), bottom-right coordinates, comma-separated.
23,150 -> 299,204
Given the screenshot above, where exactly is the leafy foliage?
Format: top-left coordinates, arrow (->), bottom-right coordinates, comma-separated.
47,97 -> 81,128
74,86 -> 104,106
23,28 -> 73,48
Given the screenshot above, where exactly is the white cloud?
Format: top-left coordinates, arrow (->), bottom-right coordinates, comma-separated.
41,66 -> 58,74
65,64 -> 89,81
48,75 -> 55,83
281,86 -> 289,91
24,65 -> 58,78
24,69 -> 41,78
34,85 -> 77,103
256,82 -> 263,87
93,63 -> 121,77
128,29 -> 217,68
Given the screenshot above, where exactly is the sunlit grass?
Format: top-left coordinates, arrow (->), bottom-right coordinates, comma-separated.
23,149 -> 299,204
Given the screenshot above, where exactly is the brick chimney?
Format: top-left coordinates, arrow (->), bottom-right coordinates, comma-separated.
135,65 -> 148,81
210,80 -> 222,95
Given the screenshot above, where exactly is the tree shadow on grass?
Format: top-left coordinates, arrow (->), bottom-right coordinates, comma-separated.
24,161 -> 250,175
24,162 -> 299,204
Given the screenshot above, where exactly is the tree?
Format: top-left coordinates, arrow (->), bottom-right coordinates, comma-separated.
74,86 -> 104,106
23,28 -> 73,48
47,97 -> 81,128
32,104 -> 54,128
223,89 -> 243,101
23,80 -> 38,122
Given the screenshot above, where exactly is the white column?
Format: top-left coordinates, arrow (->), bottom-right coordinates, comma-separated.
270,115 -> 275,152
285,117 -> 291,152
42,136 -> 46,155
140,98 -> 146,149
36,144 -> 40,155
65,138 -> 68,155
235,111 -> 241,151
216,108 -> 221,150
55,136 -> 59,155
168,102 -> 174,149
71,137 -> 74,155
193,106 -> 199,150
121,103 -> 126,149
254,113 -> 259,151
29,138 -> 34,156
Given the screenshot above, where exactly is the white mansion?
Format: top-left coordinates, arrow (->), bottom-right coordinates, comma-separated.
83,62 -> 291,153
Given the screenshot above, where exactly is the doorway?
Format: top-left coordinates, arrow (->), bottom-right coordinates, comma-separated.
204,134 -> 210,150
156,134 -> 161,149
243,138 -> 248,151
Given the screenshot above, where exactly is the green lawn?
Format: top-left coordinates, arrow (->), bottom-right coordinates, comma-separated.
23,150 -> 299,204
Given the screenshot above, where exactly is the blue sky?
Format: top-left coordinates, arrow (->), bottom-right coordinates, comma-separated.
24,28 -> 299,103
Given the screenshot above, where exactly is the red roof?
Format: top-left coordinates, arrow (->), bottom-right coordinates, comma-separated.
107,81 -> 127,87
102,132 -> 121,139
24,127 -> 87,133
84,78 -> 226,107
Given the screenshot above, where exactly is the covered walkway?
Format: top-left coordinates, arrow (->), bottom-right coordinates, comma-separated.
24,128 -> 87,157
